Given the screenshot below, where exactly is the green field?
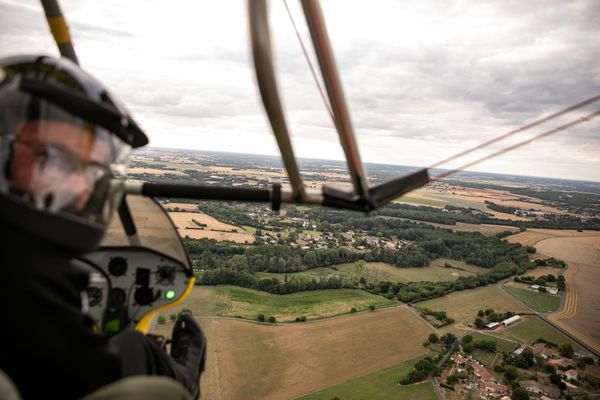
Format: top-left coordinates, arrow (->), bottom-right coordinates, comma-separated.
417,284 -> 529,333
298,354 -> 437,400
254,267 -> 339,281
494,316 -> 580,349
254,258 -> 485,286
336,259 -> 483,283
469,332 -> 518,353
468,332 -> 517,367
213,285 -> 396,322
242,225 -> 257,233
395,196 -> 448,207
503,284 -> 561,312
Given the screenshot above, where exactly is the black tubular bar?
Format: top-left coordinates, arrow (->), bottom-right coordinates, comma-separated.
369,169 -> 430,208
118,196 -> 137,236
140,183 -> 271,203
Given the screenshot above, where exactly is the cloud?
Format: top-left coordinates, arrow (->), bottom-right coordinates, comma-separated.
1,0 -> 599,181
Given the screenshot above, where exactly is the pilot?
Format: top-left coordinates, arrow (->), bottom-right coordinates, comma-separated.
0,55 -> 206,399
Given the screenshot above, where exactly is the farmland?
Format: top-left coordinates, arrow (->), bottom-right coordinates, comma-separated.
417,284 -> 529,333
494,316 -> 580,349
298,354 -> 437,400
213,286 -> 395,322
192,307 -> 433,400
502,282 -> 561,313
159,285 -> 395,322
168,211 -> 254,243
469,332 -> 518,367
535,234 -> 600,353
255,258 -> 487,286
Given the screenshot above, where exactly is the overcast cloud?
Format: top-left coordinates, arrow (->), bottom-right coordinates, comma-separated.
1,0 -> 599,181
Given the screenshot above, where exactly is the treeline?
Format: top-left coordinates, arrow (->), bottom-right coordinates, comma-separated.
484,200 -> 519,215
185,226 -> 530,274
368,202 -> 600,230
198,268 -> 351,294
187,229 -> 536,301
444,179 -> 600,211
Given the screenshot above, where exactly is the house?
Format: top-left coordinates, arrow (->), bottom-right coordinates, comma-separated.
501,315 -> 520,327
472,362 -> 493,382
484,382 -> 508,398
532,343 -> 557,360
547,358 -> 575,370
450,354 -> 469,366
520,380 -> 560,399
513,346 -> 525,357
565,369 -> 578,381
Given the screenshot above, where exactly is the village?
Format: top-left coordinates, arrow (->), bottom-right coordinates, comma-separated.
438,314 -> 600,400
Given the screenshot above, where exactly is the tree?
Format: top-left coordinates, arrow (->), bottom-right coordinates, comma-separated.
549,374 -> 561,384
441,333 -> 457,346
559,343 -> 574,358
558,381 -> 567,391
268,316 -> 277,323
503,366 -> 518,383
169,314 -> 177,322
463,342 -> 474,353
477,309 -> 485,317
257,314 -> 265,322
428,333 -> 439,344
474,317 -> 485,329
368,304 -> 376,311
512,386 -> 530,400
462,334 -> 473,344
157,315 -> 167,325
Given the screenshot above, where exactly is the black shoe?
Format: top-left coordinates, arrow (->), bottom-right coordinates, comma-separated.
171,315 -> 207,399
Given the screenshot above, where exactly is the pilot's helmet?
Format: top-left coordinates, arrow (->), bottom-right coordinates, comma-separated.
0,55 -> 148,252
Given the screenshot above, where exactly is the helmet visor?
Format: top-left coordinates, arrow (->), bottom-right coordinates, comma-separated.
0,95 -> 131,226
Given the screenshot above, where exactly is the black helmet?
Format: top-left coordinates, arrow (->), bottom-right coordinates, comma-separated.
0,55 -> 148,252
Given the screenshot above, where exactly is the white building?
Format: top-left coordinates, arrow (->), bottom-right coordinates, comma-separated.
501,315 -> 520,327
486,322 -> 500,330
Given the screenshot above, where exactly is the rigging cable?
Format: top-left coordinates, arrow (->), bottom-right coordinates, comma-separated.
431,109 -> 600,180
282,0 -> 335,124
284,2 -> 600,189
428,93 -> 600,170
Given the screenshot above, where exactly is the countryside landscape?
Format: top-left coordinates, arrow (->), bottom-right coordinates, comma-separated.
138,147 -> 600,400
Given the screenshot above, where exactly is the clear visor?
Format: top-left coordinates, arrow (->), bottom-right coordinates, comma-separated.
0,95 -> 131,226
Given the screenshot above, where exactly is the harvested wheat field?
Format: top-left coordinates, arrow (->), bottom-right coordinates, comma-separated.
168,212 -> 254,244
432,222 -> 519,236
198,307 -> 432,400
537,235 -> 600,353
521,266 -> 562,279
536,237 -> 600,265
163,202 -> 199,211
128,167 -> 187,176
506,231 -> 556,246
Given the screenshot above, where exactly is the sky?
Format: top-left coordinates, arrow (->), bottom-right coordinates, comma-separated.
1,0 -> 599,181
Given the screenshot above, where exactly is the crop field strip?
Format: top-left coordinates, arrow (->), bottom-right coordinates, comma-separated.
203,307 -> 434,399
297,354 -> 437,400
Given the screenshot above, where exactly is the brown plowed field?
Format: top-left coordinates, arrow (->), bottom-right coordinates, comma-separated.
197,307 -> 432,400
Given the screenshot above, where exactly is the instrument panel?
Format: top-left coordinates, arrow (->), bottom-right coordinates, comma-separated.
75,247 -> 192,334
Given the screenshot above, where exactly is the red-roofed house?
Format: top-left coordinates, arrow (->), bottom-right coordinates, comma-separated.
473,362 -> 493,382
451,354 -> 468,366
